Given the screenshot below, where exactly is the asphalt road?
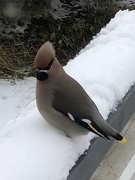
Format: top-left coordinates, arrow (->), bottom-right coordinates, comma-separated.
91,112 -> 135,180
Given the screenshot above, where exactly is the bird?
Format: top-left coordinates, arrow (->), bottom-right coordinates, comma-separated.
34,41 -> 126,144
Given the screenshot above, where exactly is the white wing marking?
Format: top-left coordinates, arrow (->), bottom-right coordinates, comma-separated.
67,112 -> 75,121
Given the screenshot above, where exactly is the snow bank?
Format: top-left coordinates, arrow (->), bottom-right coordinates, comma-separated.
0,78 -> 35,126
65,10 -> 135,119
0,10 -> 135,180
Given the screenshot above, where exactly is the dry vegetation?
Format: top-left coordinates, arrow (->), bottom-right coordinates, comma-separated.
0,39 -> 37,78
1,0 -> 132,79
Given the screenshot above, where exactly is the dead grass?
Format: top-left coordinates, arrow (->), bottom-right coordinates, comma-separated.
0,1 -> 121,79
0,39 -> 38,79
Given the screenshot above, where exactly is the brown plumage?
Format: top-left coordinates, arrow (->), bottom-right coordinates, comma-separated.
34,41 -> 126,144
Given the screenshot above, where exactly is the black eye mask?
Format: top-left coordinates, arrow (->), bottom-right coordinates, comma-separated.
35,59 -> 54,81
45,59 -> 54,70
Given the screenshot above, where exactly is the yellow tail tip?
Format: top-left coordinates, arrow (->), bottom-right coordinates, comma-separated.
119,137 -> 126,144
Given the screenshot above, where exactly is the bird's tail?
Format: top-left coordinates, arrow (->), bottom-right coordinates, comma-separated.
88,121 -> 126,144
112,132 -> 126,144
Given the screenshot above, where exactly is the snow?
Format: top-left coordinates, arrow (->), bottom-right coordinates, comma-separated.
0,78 -> 35,127
0,9 -> 135,180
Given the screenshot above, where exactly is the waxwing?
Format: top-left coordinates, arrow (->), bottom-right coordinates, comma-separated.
34,41 -> 126,144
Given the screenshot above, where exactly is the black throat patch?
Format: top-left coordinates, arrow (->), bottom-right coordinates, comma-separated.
36,71 -> 49,81
35,59 -> 54,81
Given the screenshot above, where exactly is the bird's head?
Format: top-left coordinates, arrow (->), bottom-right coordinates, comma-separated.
34,41 -> 63,81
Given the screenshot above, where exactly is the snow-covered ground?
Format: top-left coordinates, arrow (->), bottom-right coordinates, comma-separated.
0,9 -> 135,180
0,78 -> 35,127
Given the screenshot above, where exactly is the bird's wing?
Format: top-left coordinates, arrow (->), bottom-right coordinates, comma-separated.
52,82 -> 109,140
